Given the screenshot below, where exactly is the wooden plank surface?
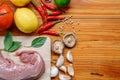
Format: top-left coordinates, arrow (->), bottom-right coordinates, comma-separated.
67,0 -> 120,19
0,0 -> 120,80
51,19 -> 120,80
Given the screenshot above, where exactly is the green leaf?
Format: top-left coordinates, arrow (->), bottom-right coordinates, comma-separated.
8,41 -> 21,52
31,37 -> 47,48
4,31 -> 13,50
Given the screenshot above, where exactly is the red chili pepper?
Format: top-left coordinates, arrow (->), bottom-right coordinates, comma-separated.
37,20 -> 61,33
31,1 -> 46,23
39,30 -> 60,36
48,11 -> 62,16
39,1 -> 48,17
41,0 -> 58,11
47,16 -> 65,21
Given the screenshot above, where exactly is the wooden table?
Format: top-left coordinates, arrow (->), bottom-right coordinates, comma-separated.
1,0 -> 120,80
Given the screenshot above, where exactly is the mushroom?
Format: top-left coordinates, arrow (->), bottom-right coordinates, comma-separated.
52,40 -> 64,55
63,32 -> 77,48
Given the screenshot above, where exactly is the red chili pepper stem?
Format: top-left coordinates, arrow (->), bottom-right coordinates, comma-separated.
31,1 -> 35,6
53,20 -> 62,25
47,11 -> 52,16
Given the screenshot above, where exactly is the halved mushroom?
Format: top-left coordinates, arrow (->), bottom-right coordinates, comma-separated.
52,40 -> 64,55
63,32 -> 77,48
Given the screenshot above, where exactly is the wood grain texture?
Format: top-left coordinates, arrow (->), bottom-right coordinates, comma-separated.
0,0 -> 120,80
51,19 -> 120,80
67,0 -> 120,19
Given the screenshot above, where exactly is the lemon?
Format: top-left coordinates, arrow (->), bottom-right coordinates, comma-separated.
14,8 -> 38,33
10,0 -> 31,7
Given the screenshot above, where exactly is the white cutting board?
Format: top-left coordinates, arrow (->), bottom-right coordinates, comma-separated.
0,36 -> 51,80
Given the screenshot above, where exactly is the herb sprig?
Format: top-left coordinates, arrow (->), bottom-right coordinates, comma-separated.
4,31 -> 21,52
3,31 -> 47,52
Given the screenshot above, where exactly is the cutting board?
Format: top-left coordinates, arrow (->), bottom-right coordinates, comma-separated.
0,36 -> 51,80
1,0 -> 120,80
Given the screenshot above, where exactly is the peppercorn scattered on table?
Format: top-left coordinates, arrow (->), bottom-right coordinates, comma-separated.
0,0 -> 120,80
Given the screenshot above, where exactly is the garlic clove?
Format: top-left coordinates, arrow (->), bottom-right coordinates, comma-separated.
66,50 -> 73,63
56,55 -> 64,67
50,66 -> 59,77
59,66 -> 67,73
59,73 -> 71,80
68,64 -> 74,77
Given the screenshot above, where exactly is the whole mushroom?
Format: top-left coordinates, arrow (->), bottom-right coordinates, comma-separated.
52,40 -> 64,55
63,32 -> 77,48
